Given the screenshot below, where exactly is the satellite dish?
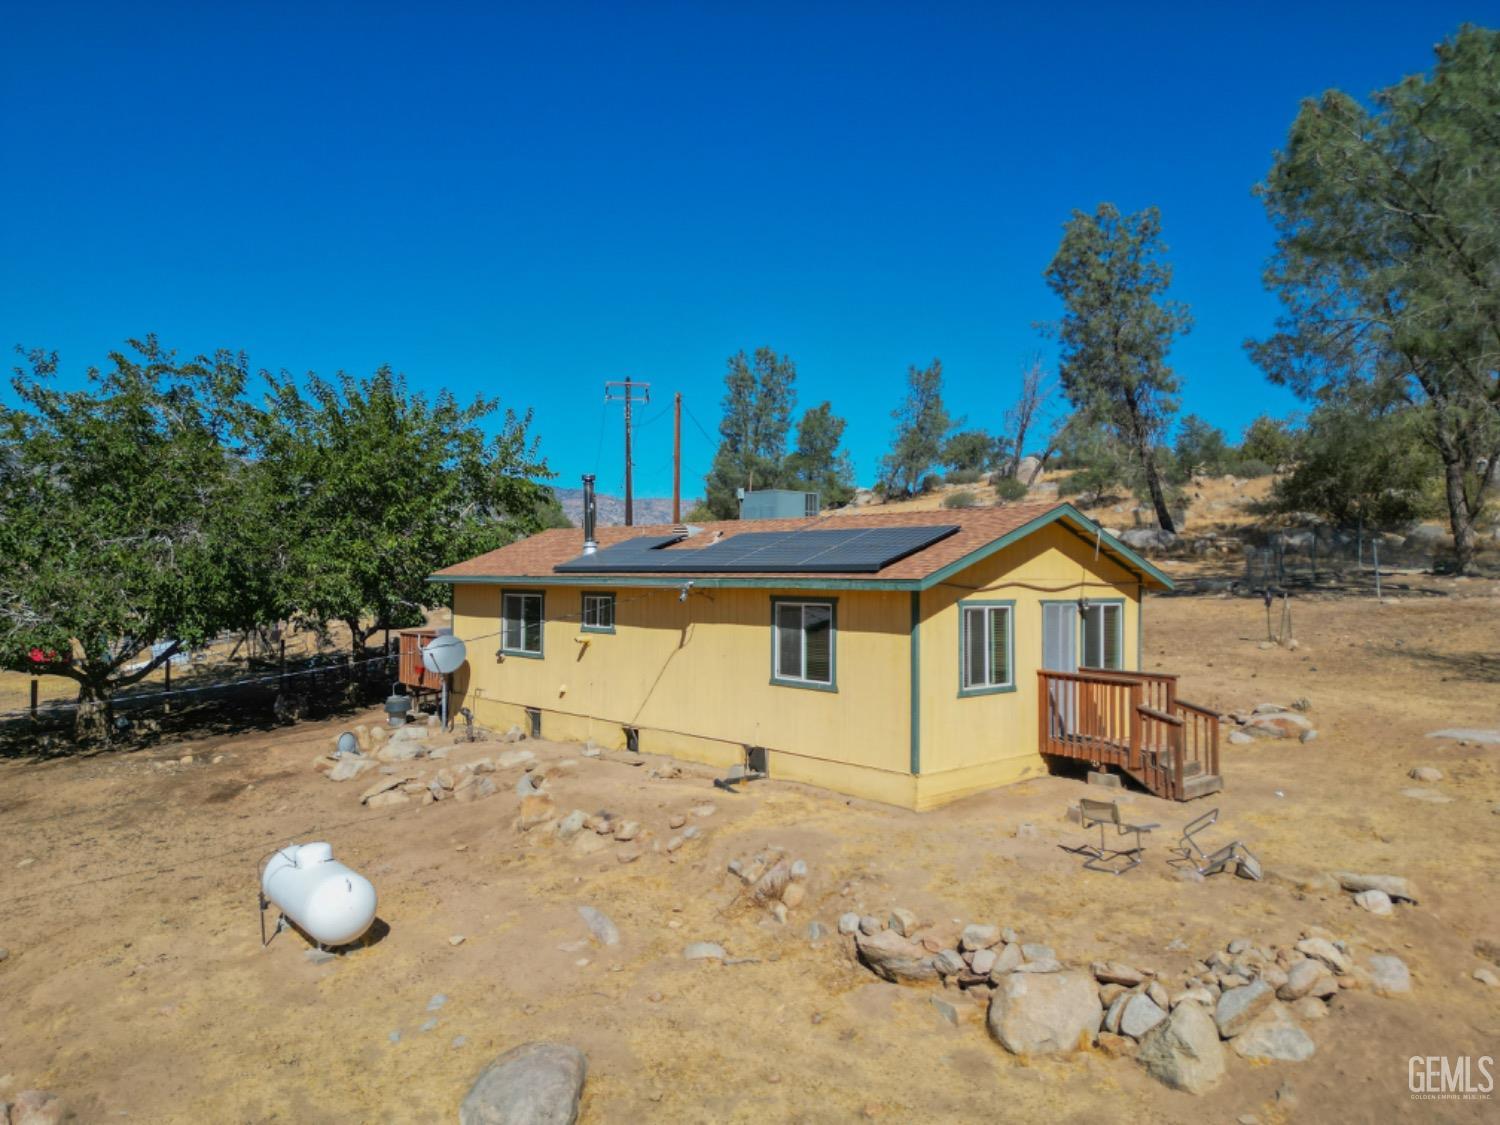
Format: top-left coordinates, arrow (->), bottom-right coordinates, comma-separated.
422,633 -> 468,675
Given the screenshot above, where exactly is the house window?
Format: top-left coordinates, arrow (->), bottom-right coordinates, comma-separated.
960,602 -> 1014,694
771,599 -> 836,690
1082,602 -> 1123,670
581,592 -> 615,633
501,591 -> 544,656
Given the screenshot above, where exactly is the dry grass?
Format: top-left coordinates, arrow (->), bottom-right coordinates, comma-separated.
1,589 -> 1498,1121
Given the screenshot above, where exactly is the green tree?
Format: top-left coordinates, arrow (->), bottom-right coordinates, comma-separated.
702,347 -> 798,518
881,359 -> 952,497
942,429 -> 1000,474
1044,204 -> 1191,532
1250,25 -> 1500,571
255,366 -> 553,656
1239,415 -> 1300,470
1275,399 -> 1436,528
1173,414 -> 1230,479
784,401 -> 856,507
0,338 -> 270,739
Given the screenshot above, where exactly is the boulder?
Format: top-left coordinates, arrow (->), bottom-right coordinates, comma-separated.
556,811 -> 587,841
577,906 -> 619,947
1276,960 -> 1323,1002
1353,889 -> 1393,916
889,908 -> 921,938
1232,1004 -> 1315,1062
9,1090 -> 66,1125
933,949 -> 967,976
1243,712 -> 1314,739
1330,872 -> 1419,904
961,923 -> 1000,951
459,1042 -> 587,1125
1408,766 -> 1443,782
986,970 -> 1102,1055
683,941 -> 727,962
856,928 -> 939,984
1120,528 -> 1177,552
1092,961 -> 1147,987
970,947 -> 998,976
1137,1001 -> 1226,1094
988,942 -> 1024,980
328,756 -> 375,782
1294,938 -> 1351,975
1215,980 -> 1274,1038
1367,954 -> 1411,996
377,740 -> 427,763
1120,993 -> 1168,1039
837,912 -> 860,936
360,775 -> 412,803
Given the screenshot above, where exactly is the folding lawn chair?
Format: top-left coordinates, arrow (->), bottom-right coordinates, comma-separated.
1171,807 -> 1262,880
1076,798 -> 1159,876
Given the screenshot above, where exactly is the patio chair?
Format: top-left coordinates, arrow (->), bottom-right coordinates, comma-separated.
1171,807 -> 1263,881
1076,798 -> 1159,875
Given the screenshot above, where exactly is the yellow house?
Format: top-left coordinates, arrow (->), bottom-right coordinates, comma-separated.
429,501 -> 1221,811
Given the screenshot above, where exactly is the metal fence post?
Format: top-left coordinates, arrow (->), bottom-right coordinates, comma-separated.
1374,540 -> 1382,601
30,677 -> 39,720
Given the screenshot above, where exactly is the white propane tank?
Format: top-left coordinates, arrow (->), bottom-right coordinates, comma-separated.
261,842 -> 377,947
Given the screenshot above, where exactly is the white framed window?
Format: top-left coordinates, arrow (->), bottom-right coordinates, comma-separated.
771,598 -> 836,690
960,602 -> 1014,694
581,592 -> 615,633
1081,602 -> 1123,670
501,590 -> 544,656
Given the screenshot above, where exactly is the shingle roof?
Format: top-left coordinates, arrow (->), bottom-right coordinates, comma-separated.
430,501 -> 1172,590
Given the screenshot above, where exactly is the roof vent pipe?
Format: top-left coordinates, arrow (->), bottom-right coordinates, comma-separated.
581,474 -> 598,555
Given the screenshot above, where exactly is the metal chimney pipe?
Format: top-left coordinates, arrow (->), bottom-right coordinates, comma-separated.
581,474 -> 598,554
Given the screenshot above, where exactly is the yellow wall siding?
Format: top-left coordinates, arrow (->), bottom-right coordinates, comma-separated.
446,520 -> 1146,810
916,522 -> 1141,784
450,583 -> 914,799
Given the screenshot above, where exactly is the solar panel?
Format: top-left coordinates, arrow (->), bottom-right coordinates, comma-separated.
554,525 -> 959,574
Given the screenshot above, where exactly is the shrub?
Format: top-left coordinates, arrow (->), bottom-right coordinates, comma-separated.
919,473 -> 943,494
945,468 -> 984,485
992,476 -> 1029,501
942,490 -> 978,509
1227,457 -> 1275,479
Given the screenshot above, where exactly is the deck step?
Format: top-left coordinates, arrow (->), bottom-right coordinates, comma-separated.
1181,773 -> 1223,800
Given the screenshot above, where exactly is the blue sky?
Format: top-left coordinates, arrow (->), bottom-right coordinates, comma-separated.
0,2 -> 1484,498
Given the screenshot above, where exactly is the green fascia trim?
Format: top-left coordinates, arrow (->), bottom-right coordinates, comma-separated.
500,588 -> 545,659
956,598 -> 1017,697
909,590 -> 921,776
769,595 -> 838,693
579,590 -> 616,634
918,503 -> 1174,592
428,502 -> 1173,594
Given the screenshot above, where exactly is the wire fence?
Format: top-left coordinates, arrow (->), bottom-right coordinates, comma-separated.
1239,525 -> 1448,591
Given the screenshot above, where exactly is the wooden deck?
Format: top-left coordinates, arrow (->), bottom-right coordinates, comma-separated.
1038,667 -> 1222,801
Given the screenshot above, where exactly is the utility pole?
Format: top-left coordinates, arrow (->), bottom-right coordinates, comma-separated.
672,392 -> 682,524
605,377 -> 650,525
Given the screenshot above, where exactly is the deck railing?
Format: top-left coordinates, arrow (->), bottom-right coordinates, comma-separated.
1038,668 -> 1220,801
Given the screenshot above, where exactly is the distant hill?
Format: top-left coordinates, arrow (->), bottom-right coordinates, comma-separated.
553,487 -> 698,527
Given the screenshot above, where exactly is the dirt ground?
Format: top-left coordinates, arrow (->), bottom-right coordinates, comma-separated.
2,587 -> 1499,1123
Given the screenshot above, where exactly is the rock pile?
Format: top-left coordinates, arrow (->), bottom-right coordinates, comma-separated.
837,907 -> 1409,1094
727,848 -> 810,923
1223,702 -> 1318,745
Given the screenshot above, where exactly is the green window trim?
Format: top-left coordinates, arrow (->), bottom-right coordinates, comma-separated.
580,591 -> 616,634
500,589 -> 545,659
769,596 -> 838,693
958,598 -> 1016,697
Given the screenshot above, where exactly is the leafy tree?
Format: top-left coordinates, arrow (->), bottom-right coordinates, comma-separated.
1044,204 -> 1191,531
702,348 -> 798,518
1250,25 -> 1500,571
1052,414 -> 1137,502
1275,399 -> 1436,528
1173,414 -> 1230,479
0,338 -> 270,738
942,429 -> 1000,474
881,359 -> 952,497
784,401 -> 856,507
255,366 -> 553,656
1239,415 -> 1300,470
